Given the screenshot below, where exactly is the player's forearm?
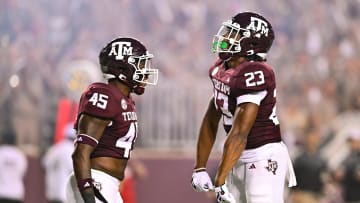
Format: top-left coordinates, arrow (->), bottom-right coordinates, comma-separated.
72,147 -> 93,179
75,162 -> 96,203
215,134 -> 247,186
72,149 -> 95,202
195,129 -> 216,168
195,99 -> 221,168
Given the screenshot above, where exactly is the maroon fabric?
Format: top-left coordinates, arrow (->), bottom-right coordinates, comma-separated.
77,178 -> 94,191
209,60 -> 282,149
76,134 -> 98,148
74,82 -> 138,159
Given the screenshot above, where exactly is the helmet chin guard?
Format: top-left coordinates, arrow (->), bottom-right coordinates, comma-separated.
133,86 -> 145,95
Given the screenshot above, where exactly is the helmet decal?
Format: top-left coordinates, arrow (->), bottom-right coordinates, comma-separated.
108,41 -> 133,60
246,17 -> 270,37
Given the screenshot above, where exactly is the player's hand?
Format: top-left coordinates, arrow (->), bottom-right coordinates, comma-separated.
214,184 -> 235,203
191,168 -> 214,192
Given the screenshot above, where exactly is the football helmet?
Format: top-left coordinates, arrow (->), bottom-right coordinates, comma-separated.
212,12 -> 275,61
99,37 -> 158,94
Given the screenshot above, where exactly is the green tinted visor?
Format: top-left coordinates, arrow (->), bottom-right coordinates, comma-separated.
212,41 -> 230,52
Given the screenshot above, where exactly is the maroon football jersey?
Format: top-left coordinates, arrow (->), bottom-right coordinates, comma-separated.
209,60 -> 281,149
74,82 -> 138,159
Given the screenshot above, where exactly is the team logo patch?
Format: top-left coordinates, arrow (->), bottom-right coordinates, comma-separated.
265,159 -> 278,175
93,181 -> 102,191
121,99 -> 128,110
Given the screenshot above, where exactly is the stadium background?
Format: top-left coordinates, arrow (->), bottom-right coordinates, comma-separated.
0,0 -> 360,202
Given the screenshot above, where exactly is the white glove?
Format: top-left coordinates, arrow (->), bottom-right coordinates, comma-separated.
214,184 -> 236,203
191,168 -> 214,192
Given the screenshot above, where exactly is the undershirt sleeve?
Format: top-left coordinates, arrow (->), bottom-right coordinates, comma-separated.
236,90 -> 267,106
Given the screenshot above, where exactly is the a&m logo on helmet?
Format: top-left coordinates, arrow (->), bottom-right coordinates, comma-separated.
246,17 -> 269,37
108,41 -> 133,60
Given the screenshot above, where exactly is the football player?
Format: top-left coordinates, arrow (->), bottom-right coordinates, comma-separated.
191,12 -> 297,203
65,37 -> 158,203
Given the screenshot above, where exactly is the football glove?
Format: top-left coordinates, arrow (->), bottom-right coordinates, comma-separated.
191,168 -> 214,192
214,184 -> 236,203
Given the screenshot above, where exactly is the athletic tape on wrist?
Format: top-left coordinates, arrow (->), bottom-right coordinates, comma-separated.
76,134 -> 98,147
77,178 -> 93,191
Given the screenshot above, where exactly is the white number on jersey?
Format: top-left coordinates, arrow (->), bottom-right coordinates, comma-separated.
214,90 -> 233,125
244,71 -> 265,87
269,89 -> 279,125
89,92 -> 109,109
115,121 -> 138,158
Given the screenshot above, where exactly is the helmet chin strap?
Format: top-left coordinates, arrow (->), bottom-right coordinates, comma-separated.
255,53 -> 267,60
218,52 -> 233,61
219,52 -> 244,62
105,72 -> 145,95
133,86 -> 145,95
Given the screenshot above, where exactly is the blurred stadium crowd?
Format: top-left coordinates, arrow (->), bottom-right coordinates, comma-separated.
0,0 -> 360,202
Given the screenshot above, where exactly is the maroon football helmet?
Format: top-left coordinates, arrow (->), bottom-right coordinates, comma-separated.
99,37 -> 158,94
212,12 -> 275,61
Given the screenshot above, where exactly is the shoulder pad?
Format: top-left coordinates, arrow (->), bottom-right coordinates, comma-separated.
230,62 -> 275,94
80,83 -> 119,119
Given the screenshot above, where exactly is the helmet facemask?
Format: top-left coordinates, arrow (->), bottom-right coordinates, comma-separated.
128,51 -> 158,86
212,20 -> 251,60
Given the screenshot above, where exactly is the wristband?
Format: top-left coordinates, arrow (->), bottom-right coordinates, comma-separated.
77,178 -> 93,191
76,134 -> 98,147
194,167 -> 207,172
